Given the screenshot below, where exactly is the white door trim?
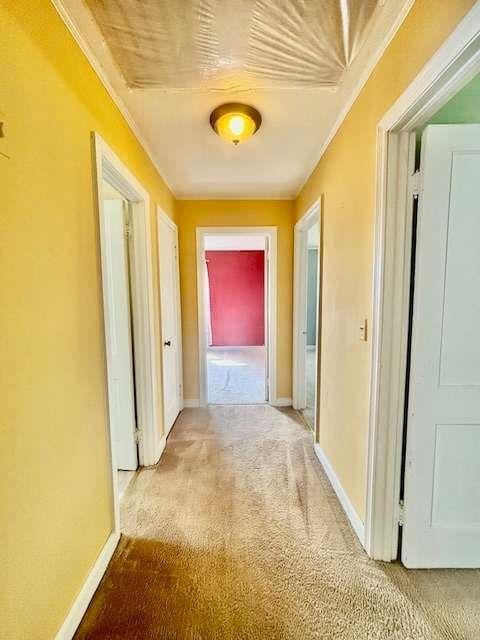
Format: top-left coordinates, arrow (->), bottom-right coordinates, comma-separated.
366,3 -> 480,561
157,207 -> 184,424
196,226 -> 278,406
292,200 -> 322,435
56,134 -> 162,638
94,133 -> 161,526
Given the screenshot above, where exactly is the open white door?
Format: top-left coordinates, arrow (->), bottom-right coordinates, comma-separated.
158,211 -> 182,436
402,125 -> 480,568
292,203 -> 321,431
102,199 -> 138,471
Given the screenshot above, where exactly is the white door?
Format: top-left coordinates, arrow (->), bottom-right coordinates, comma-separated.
402,124 -> 480,568
158,212 -> 182,436
293,228 -> 309,410
293,211 -> 321,424
102,199 -> 138,471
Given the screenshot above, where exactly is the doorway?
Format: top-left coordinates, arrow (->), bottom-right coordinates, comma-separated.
399,75 -> 480,568
196,227 -> 278,406
94,134 -> 161,530
293,200 -> 322,433
101,180 -> 138,498
365,11 -> 480,565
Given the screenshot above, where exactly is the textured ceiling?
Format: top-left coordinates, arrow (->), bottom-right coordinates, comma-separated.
85,0 -> 378,90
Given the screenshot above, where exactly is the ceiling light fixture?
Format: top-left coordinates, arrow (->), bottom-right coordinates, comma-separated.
210,103 -> 262,145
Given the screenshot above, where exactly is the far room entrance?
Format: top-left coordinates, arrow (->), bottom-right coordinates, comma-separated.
196,227 -> 277,406
205,235 -> 266,404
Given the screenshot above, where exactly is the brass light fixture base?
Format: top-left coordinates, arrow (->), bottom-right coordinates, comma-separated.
210,103 -> 262,145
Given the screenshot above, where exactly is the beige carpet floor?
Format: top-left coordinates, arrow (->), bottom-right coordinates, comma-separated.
75,406 -> 480,639
207,347 -> 266,404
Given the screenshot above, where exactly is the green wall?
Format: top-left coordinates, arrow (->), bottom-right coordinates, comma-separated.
428,72 -> 480,125
417,72 -> 480,156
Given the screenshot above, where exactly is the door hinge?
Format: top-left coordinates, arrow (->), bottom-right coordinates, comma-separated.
134,427 -> 142,444
398,499 -> 405,526
124,220 -> 133,238
411,170 -> 421,200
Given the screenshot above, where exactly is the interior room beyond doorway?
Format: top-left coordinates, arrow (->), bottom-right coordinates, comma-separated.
204,234 -> 267,405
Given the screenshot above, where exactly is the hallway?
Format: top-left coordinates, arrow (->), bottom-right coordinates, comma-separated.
5,3 -> 480,638
75,406 -> 479,640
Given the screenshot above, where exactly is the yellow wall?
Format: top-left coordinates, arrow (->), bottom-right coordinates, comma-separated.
295,0 -> 476,520
0,2 -> 175,639
177,200 -> 295,401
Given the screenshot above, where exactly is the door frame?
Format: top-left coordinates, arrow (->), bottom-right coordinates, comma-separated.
93,133 -> 161,530
156,206 -> 183,433
292,199 -> 322,436
196,226 -> 278,406
365,4 -> 480,561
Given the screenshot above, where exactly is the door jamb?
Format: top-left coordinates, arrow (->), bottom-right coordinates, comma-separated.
366,5 -> 480,561
292,199 -> 322,437
196,226 -> 278,407
93,133 -> 161,531
156,207 -> 183,431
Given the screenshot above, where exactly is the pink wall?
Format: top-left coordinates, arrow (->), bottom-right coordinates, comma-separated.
206,250 -> 265,346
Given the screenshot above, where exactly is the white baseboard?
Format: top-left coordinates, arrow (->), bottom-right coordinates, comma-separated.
183,399 -> 200,408
313,443 -> 365,546
156,435 -> 167,461
55,531 -> 120,640
271,397 -> 292,407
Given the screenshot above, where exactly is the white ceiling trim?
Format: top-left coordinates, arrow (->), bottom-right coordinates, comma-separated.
50,0 -> 174,194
